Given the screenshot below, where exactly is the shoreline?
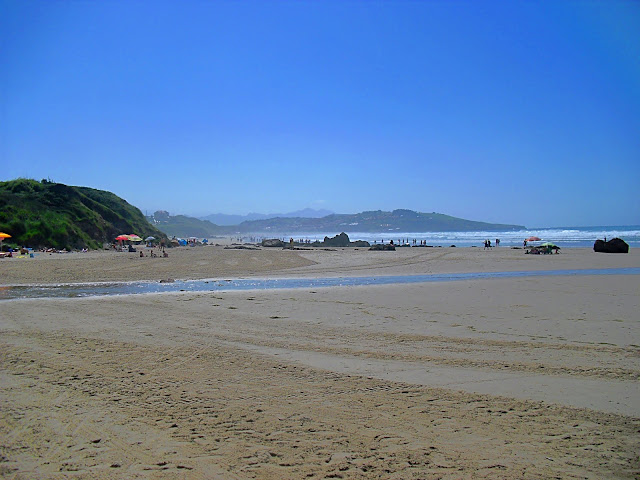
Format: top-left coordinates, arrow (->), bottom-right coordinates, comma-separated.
1,245 -> 639,285
2,266 -> 639,302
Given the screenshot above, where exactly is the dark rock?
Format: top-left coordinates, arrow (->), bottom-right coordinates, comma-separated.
352,240 -> 370,247
323,232 -> 351,247
261,239 -> 285,248
310,232 -> 370,248
594,238 -> 629,253
369,244 -> 396,251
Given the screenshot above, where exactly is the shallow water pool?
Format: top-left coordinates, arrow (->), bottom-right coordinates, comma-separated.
1,268 -> 639,301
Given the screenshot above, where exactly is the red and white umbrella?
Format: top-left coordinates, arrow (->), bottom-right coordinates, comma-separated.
526,236 -> 541,242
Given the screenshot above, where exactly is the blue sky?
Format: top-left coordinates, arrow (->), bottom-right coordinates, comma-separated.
1,1 -> 639,228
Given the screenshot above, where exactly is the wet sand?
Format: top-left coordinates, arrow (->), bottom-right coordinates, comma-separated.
1,244 -> 639,284
1,246 -> 639,478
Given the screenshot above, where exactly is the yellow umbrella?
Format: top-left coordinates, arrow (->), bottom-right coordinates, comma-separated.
0,232 -> 10,251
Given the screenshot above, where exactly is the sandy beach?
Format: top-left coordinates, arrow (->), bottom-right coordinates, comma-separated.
1,246 -> 639,479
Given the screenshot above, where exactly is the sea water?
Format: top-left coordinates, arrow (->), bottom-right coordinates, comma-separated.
263,226 -> 640,248
1,268 -> 639,301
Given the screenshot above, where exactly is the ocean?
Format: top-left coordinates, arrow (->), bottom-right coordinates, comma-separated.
257,226 -> 640,249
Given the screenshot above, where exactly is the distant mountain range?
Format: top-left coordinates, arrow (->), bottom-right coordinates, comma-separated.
0,179 -> 525,249
151,209 -> 525,237
200,208 -> 334,226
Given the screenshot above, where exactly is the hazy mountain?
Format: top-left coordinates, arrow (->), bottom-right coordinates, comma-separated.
201,208 -> 333,226
151,208 -> 525,238
227,209 -> 525,234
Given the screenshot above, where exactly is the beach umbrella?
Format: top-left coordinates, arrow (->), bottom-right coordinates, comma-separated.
540,242 -> 559,248
115,234 -> 130,241
144,236 -> 155,241
128,234 -> 143,242
526,236 -> 541,242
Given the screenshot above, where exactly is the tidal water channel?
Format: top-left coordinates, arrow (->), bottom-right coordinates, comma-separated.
1,268 -> 639,301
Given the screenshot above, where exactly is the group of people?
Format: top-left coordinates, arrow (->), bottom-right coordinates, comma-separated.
373,239 -> 423,245
484,239 -> 500,249
139,248 -> 168,258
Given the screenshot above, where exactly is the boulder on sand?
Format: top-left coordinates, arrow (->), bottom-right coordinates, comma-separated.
323,232 -> 351,247
310,232 -> 371,248
369,244 -> 396,251
261,239 -> 285,248
593,238 -> 629,253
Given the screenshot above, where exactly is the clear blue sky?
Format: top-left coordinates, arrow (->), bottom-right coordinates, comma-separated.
1,1 -> 639,228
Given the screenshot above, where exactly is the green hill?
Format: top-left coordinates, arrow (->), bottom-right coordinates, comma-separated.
0,178 -> 169,250
151,208 -> 525,237
150,214 -> 219,238
227,209 -> 525,233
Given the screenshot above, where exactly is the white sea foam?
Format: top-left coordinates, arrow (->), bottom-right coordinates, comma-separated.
271,226 -> 640,247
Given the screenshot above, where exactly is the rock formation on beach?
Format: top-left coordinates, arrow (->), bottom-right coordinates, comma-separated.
261,233 -> 370,248
261,238 -> 286,247
312,232 -> 370,248
593,237 -> 629,253
369,243 -> 396,251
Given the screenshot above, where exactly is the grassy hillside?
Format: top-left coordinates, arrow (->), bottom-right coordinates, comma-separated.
151,214 -> 220,238
0,178 -> 169,250
229,209 -> 525,233
152,208 -> 525,237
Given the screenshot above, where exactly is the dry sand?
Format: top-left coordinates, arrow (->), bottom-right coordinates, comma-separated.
1,246 -> 639,479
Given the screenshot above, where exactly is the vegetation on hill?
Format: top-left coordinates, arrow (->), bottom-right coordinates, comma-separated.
0,178 -> 169,250
201,208 -> 334,226
149,213 -> 219,238
151,208 -> 525,237
227,209 -> 525,234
